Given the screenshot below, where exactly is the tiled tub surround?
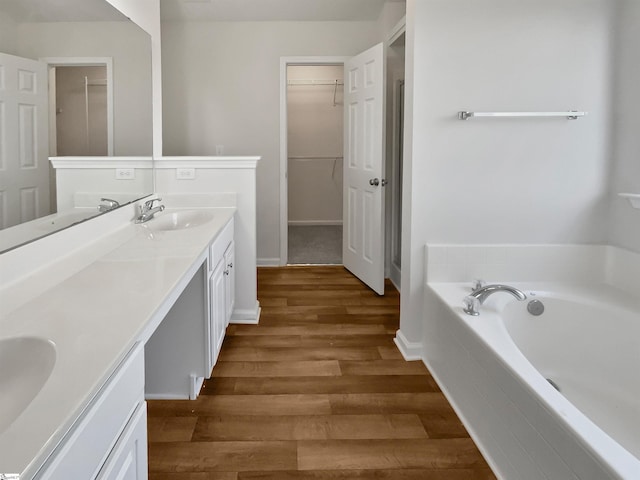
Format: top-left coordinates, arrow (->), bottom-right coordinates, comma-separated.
0,198 -> 236,478
419,244 -> 640,480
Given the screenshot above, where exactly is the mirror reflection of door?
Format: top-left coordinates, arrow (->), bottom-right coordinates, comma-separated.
53,65 -> 108,156
0,52 -> 50,229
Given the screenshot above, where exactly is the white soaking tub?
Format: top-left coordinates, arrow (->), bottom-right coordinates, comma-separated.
425,282 -> 640,480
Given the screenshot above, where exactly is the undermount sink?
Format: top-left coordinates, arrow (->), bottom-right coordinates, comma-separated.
146,210 -> 214,231
0,336 -> 57,434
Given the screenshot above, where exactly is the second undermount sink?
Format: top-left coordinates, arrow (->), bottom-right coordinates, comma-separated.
146,210 -> 214,231
0,336 -> 57,434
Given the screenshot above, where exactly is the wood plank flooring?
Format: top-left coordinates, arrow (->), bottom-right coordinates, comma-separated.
147,266 -> 496,479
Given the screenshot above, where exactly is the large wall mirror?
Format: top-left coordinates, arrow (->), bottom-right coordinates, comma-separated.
0,0 -> 153,253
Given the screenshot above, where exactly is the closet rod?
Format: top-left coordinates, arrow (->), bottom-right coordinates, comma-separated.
288,79 -> 344,86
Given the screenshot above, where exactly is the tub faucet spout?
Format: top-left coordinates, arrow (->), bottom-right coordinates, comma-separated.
463,284 -> 527,316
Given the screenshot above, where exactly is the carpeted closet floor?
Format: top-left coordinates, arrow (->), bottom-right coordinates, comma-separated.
288,225 -> 342,265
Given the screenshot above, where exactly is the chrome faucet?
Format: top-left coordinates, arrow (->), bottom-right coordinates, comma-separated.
135,198 -> 165,224
98,197 -> 120,213
463,284 -> 527,316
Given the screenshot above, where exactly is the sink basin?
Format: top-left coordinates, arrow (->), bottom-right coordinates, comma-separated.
0,336 -> 56,433
146,210 -> 214,231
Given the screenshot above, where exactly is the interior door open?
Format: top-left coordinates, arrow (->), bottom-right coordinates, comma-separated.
342,43 -> 385,295
0,52 -> 50,229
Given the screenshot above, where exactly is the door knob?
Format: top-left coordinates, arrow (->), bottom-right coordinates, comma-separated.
369,178 -> 380,186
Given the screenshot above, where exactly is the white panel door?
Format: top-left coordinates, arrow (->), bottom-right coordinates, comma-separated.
343,43 -> 385,295
0,53 -> 50,229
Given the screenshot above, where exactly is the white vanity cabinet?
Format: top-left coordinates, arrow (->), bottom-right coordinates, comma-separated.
144,215 -> 236,400
208,218 -> 235,368
95,402 -> 148,480
223,241 -> 235,327
35,344 -> 146,480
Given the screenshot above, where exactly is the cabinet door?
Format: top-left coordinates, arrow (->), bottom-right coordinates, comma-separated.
96,402 -> 148,480
35,344 -> 144,480
223,241 -> 235,326
210,259 -> 226,364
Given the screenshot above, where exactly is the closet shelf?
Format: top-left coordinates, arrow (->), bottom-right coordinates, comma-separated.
619,193 -> 640,209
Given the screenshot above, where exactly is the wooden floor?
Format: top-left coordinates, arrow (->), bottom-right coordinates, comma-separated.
147,266 -> 496,479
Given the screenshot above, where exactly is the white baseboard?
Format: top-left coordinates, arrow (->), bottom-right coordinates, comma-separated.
257,257 -> 281,266
288,220 -> 343,226
390,263 -> 401,292
393,329 -> 424,361
230,302 -> 261,324
145,392 -> 190,400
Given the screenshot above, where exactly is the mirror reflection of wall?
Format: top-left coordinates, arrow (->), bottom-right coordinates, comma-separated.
0,0 -> 153,253
55,65 -> 108,156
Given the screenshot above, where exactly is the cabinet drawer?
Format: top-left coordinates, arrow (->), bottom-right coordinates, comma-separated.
35,343 -> 145,480
96,401 -> 147,480
209,218 -> 234,269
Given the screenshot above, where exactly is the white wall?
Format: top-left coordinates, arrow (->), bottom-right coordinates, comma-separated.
105,0 -> 163,159
0,12 -> 17,54
17,21 -> 153,156
155,160 -> 260,323
161,21 -> 381,262
55,168 -> 152,211
608,0 -> 640,254
399,0 -> 615,347
287,65 -> 343,224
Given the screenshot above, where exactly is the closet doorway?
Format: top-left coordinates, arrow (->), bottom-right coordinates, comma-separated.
45,57 -> 114,157
285,63 -> 345,265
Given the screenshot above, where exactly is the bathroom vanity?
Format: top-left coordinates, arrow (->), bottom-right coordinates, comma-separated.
0,199 -> 240,479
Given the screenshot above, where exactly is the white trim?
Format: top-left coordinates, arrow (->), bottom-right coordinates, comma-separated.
189,374 -> 205,400
156,156 -> 260,169
393,329 -> 423,361
280,56 -> 350,267
288,220 -> 343,226
257,257 -> 281,267
50,156 -> 152,169
40,57 -> 114,156
144,393 -> 189,400
387,15 -> 406,45
230,302 -> 262,324
390,263 -> 401,292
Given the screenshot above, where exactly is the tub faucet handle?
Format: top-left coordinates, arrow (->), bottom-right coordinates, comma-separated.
472,279 -> 485,291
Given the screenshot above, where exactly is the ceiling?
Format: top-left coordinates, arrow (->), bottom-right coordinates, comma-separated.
160,0 -> 394,22
1,0 -> 127,22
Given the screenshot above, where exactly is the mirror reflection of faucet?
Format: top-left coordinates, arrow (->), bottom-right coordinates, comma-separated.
135,198 -> 165,224
463,284 -> 527,316
97,198 -> 120,213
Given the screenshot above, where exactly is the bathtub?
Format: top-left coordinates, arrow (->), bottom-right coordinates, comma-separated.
425,282 -> 640,479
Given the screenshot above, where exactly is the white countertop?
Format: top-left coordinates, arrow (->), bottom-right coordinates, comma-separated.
0,206 -> 235,478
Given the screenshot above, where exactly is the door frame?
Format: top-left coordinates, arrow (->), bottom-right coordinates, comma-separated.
278,56 -> 349,266
40,56 -> 114,156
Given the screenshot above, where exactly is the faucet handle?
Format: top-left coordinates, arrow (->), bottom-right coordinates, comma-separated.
463,296 -> 481,316
472,279 -> 485,291
144,197 -> 162,210
98,197 -> 120,212
100,197 -> 120,207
